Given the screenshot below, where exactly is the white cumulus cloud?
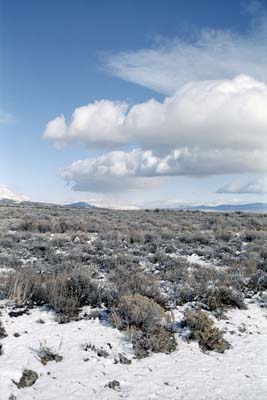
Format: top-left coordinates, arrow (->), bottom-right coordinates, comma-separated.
44,100 -> 129,148
44,75 -> 267,152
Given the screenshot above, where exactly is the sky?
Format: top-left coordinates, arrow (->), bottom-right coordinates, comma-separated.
0,0 -> 266,208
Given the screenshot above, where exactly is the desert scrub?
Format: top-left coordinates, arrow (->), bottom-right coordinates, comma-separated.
109,265 -> 164,305
6,268 -> 46,305
111,295 -> 177,357
144,327 -> 176,353
6,267 -> 105,320
127,326 -> 177,359
175,264 -> 247,311
111,294 -> 165,331
203,286 -> 245,310
184,309 -> 230,353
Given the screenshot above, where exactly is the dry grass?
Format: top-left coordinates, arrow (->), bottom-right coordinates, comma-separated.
35,342 -> 63,365
6,267 -> 103,320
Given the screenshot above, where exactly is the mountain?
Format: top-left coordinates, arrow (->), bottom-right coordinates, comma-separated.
0,186 -> 30,203
187,202 -> 267,213
66,201 -> 97,209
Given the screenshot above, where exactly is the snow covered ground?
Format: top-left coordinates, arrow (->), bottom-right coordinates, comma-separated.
1,300 -> 267,400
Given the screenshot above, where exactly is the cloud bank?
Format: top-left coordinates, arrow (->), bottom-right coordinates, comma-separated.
217,177 -> 267,194
43,74 -> 267,193
61,148 -> 266,193
44,7 -> 267,195
105,12 -> 267,95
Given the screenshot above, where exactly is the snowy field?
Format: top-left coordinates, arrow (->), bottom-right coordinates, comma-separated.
1,205 -> 267,399
1,299 -> 267,400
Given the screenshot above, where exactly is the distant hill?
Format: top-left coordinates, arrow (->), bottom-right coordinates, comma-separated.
0,198 -> 17,206
0,186 -> 30,203
1,195 -> 266,213
66,201 -> 97,209
187,202 -> 267,213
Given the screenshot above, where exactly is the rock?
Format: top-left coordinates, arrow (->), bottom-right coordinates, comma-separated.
96,348 -> 109,358
118,353 -> 131,364
8,309 -> 30,318
238,323 -> 246,333
13,369 -> 38,388
83,343 -> 109,358
106,380 -> 120,390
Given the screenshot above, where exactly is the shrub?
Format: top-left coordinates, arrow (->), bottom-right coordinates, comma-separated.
146,327 -> 177,353
204,286 -> 245,311
160,257 -> 190,283
129,327 -> 177,358
184,309 -> 230,353
0,320 -> 7,339
111,295 -> 177,357
111,294 -> 165,332
129,329 -> 151,358
7,268 -> 45,305
109,265 -> 164,305
44,269 -> 104,319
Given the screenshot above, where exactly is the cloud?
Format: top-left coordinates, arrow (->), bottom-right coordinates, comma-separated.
217,177 -> 267,194
44,3 -> 267,196
44,100 -> 129,148
105,9 -> 267,94
61,148 -> 266,193
61,149 -> 160,192
44,75 -> 267,153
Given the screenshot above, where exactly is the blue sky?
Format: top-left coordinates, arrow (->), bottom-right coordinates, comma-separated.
0,0 -> 266,207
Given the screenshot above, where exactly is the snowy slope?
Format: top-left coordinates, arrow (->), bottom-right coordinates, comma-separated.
0,186 -> 30,203
0,300 -> 267,400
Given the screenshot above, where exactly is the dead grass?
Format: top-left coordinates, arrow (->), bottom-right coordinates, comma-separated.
34,342 -> 63,365
6,267 -> 103,320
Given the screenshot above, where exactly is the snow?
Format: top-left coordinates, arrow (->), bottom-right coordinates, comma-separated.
185,253 -> 211,267
0,186 -> 30,203
0,267 -> 15,275
1,300 -> 267,400
169,252 -> 214,268
87,233 -> 99,244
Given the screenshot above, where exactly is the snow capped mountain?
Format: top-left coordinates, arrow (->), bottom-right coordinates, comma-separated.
66,201 -> 97,209
0,186 -> 30,203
